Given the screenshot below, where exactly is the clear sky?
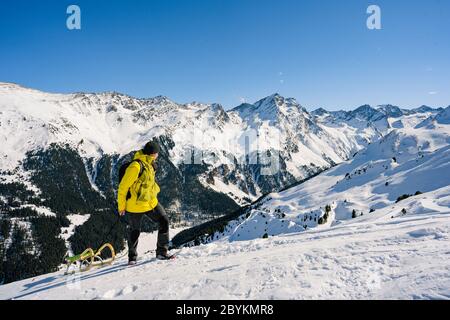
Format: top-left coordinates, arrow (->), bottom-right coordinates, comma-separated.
1,0 -> 449,110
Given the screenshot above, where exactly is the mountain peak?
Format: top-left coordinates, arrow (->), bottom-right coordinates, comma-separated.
209,103 -> 225,112
231,93 -> 304,123
350,104 -> 385,121
253,93 -> 296,107
0,82 -> 23,89
376,104 -> 404,118
354,104 -> 374,111
144,95 -> 173,104
136,95 -> 181,111
311,108 -> 329,116
412,105 -> 437,113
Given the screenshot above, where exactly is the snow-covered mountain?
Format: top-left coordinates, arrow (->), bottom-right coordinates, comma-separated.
1,82 -> 447,286
0,82 -> 445,226
0,84 -> 389,215
174,106 -> 450,245
1,84 -> 441,209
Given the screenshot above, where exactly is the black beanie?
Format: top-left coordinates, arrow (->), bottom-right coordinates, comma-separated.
143,141 -> 160,155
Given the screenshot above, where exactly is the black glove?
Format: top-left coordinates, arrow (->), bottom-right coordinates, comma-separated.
119,214 -> 129,225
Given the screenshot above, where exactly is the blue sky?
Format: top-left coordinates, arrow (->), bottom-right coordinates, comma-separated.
0,0 -> 449,110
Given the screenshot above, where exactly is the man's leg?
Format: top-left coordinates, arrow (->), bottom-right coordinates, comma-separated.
146,203 -> 170,256
127,213 -> 144,262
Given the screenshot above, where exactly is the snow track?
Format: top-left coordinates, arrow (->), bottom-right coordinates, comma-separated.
1,211 -> 449,300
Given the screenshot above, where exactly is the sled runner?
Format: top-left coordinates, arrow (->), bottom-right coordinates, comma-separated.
64,243 -> 116,275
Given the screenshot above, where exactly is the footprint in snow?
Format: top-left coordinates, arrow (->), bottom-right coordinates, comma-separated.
83,288 -> 97,297
102,289 -> 118,299
102,285 -> 139,299
120,285 -> 139,296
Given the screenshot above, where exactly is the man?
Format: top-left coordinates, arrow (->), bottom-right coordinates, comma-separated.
117,141 -> 173,264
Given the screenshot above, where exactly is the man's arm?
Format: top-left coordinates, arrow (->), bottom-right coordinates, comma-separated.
117,162 -> 140,214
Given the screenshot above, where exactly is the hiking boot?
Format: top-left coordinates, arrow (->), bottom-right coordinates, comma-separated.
128,260 -> 138,266
156,252 -> 175,260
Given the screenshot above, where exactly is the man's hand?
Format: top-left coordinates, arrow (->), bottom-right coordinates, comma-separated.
119,210 -> 126,217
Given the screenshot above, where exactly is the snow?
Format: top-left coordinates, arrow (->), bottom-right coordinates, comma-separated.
200,176 -> 257,205
0,210 -> 449,300
61,214 -> 91,242
20,205 -> 56,217
61,214 -> 91,255
0,83 -> 390,202
198,122 -> 450,243
138,227 -> 187,254
1,83 -> 449,299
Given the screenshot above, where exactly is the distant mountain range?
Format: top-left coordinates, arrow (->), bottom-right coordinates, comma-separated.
0,82 -> 448,283
0,83 -> 446,216
173,105 -> 450,247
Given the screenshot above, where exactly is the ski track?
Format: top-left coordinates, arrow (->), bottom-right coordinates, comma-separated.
1,212 -> 449,300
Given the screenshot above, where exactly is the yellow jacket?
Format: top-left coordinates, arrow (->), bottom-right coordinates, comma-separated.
117,150 -> 160,213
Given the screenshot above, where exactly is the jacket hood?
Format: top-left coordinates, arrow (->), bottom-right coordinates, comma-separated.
133,150 -> 155,164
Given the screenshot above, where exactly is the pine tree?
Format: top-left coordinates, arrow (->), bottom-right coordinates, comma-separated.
0,239 -> 5,284
3,225 -> 37,284
0,219 -> 11,239
31,216 -> 67,275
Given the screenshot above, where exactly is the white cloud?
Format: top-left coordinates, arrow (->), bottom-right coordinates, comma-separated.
428,91 -> 438,95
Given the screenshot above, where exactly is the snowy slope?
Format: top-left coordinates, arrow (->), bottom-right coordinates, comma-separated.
0,205 -> 449,300
191,115 -> 450,243
1,109 -> 449,300
1,84 -> 449,299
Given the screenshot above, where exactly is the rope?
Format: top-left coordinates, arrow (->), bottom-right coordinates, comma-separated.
97,215 -> 122,251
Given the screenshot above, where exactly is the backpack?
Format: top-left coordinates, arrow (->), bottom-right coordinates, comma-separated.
118,160 -> 145,200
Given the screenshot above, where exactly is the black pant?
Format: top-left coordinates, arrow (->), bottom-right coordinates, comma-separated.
127,203 -> 169,261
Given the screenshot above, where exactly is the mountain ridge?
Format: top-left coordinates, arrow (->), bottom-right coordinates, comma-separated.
1,82 -> 448,284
